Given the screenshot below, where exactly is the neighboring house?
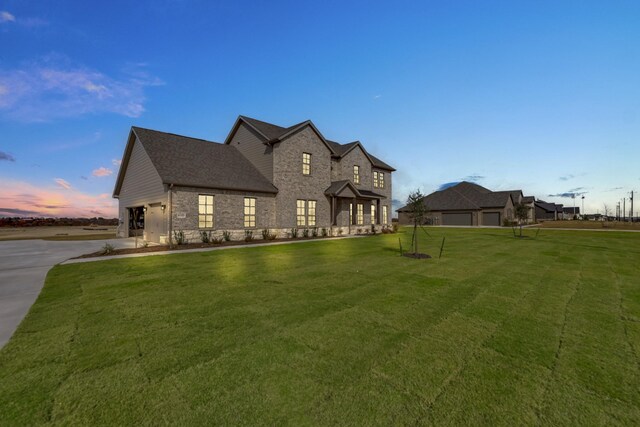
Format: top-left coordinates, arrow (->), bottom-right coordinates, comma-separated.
113,116 -> 395,243
522,195 -> 536,223
396,181 -> 533,226
562,206 -> 580,219
534,200 -> 562,220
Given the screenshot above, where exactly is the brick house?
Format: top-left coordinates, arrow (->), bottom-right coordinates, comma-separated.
113,116 -> 395,243
397,181 -> 534,226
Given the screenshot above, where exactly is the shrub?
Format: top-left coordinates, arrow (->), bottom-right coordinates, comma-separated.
338,228 -> 344,236
502,218 -> 517,227
302,228 -> 309,238
356,228 -> 362,235
140,241 -> 149,248
290,228 -> 298,238
211,236 -> 223,244
244,230 -> 254,242
200,231 -> 211,243
312,227 -> 318,238
267,231 -> 277,240
173,230 -> 186,245
101,243 -> 115,255
261,229 -> 270,240
392,223 -> 398,233
371,224 -> 376,235
321,228 -> 328,237
222,231 -> 231,241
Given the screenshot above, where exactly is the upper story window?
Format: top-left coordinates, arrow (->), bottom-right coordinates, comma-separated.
353,165 -> 360,184
373,171 -> 379,188
198,195 -> 214,228
302,153 -> 311,175
379,172 -> 384,189
244,197 -> 256,228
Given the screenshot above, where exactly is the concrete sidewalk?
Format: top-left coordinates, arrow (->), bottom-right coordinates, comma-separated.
0,238 -> 136,348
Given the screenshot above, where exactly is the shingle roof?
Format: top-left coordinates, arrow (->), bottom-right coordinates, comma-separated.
324,180 -> 385,199
123,127 -> 278,194
397,181 -> 520,212
522,196 -> 535,203
239,116 -> 395,171
535,200 -> 557,213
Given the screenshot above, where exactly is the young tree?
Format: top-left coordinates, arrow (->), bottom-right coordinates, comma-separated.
406,189 -> 427,254
513,202 -> 531,237
603,203 -> 610,220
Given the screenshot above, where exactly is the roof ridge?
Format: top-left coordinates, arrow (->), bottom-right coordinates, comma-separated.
132,126 -> 220,145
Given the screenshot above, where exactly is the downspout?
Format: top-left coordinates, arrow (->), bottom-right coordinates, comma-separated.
168,184 -> 173,246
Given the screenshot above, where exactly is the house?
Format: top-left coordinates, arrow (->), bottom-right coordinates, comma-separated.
396,181 -> 534,226
562,206 -> 580,219
113,116 -> 395,243
534,200 -> 562,220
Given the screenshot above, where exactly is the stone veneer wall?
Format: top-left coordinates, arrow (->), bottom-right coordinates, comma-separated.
272,127 -> 332,228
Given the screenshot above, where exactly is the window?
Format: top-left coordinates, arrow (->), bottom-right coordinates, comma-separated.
308,200 -> 316,226
349,203 -> 353,225
198,195 -> 214,228
302,152 -> 311,175
382,206 -> 388,225
297,200 -> 306,226
357,203 -> 364,225
379,172 -> 385,189
373,171 -> 379,188
244,197 -> 256,228
371,204 -> 376,225
353,165 -> 360,184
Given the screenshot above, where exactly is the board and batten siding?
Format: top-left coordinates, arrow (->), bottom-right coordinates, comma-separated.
228,123 -> 273,181
118,138 -> 166,209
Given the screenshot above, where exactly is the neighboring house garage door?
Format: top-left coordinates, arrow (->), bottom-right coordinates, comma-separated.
442,212 -> 473,226
482,212 -> 501,226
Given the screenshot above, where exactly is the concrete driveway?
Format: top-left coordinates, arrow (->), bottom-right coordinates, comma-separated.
0,238 -> 136,348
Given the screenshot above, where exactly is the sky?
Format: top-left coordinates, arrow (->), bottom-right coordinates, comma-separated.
1,0 -> 639,218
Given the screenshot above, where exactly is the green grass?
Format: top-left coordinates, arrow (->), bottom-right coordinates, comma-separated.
1,228 -> 639,425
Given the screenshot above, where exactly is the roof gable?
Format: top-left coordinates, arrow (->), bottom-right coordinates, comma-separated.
115,127 -> 278,196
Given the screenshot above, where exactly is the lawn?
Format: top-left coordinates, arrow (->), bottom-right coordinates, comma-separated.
1,228 -> 639,425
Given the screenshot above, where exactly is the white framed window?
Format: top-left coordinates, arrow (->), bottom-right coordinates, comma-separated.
297,200 -> 306,226
308,200 -> 316,226
302,153 -> 311,175
357,203 -> 364,225
198,195 -> 214,228
371,204 -> 376,225
353,165 -> 360,184
382,206 -> 388,225
379,172 -> 385,189
373,171 -> 379,188
244,197 -> 256,228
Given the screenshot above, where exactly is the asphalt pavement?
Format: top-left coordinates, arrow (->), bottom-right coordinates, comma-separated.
0,238 -> 135,348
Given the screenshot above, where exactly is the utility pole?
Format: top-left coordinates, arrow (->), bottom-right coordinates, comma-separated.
572,194 -> 576,219
631,191 -> 634,222
582,195 -> 585,219
623,198 -> 626,222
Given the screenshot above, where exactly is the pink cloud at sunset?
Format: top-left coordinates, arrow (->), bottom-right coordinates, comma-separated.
92,167 -> 113,177
0,179 -> 117,218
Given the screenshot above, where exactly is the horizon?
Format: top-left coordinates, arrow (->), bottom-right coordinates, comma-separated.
1,1 -> 639,218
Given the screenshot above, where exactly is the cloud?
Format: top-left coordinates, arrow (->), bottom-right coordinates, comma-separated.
0,11 -> 15,23
548,190 -> 587,198
463,175 -> 484,182
112,158 -> 122,166
559,174 -> 575,181
92,167 -> 113,177
0,151 -> 15,161
0,57 -> 163,121
54,178 -> 72,190
438,181 -> 459,191
373,95 -> 382,100
0,179 -> 117,217
605,187 -> 623,192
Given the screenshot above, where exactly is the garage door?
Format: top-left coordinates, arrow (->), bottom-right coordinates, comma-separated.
442,212 -> 472,226
482,212 -> 501,226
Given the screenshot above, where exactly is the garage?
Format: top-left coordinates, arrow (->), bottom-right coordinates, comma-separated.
482,212 -> 501,226
442,212 -> 472,226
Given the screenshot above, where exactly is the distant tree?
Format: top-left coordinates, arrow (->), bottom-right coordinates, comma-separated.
513,202 -> 531,237
406,189 -> 427,254
603,203 -> 610,220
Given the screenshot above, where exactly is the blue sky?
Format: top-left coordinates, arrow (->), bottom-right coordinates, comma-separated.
1,0 -> 639,217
